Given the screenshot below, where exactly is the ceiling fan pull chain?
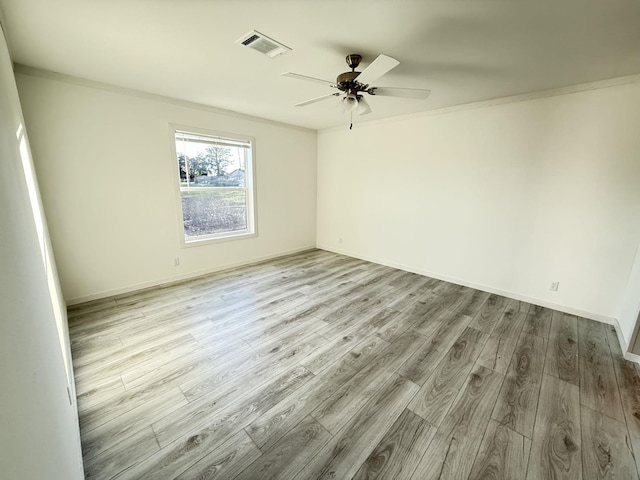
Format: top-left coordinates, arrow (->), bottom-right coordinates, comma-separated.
350,111 -> 353,130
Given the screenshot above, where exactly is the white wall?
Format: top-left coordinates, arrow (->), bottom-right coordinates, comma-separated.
0,25 -> 84,480
318,82 -> 640,327
16,71 -> 317,303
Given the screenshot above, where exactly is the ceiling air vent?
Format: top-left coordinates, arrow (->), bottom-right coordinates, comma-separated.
237,30 -> 291,58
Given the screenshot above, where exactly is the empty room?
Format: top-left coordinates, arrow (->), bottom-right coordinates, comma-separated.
2,1 -> 640,479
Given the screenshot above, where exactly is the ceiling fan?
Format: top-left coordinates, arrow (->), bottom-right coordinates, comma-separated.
283,54 -> 431,127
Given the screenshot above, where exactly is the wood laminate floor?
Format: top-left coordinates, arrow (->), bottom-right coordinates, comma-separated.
68,250 -> 640,480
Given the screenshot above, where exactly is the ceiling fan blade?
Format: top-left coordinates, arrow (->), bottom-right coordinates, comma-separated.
371,87 -> 431,99
356,54 -> 400,86
282,72 -> 336,87
295,92 -> 340,107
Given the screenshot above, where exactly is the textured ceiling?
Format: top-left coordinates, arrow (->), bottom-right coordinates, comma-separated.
1,0 -> 639,130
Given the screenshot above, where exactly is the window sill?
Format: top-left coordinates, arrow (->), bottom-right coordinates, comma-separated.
181,231 -> 257,248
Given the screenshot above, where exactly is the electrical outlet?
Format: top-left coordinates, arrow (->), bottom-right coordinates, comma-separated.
549,281 -> 559,292
174,257 -> 180,267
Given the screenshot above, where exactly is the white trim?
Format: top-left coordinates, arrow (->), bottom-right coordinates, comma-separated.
180,186 -> 247,192
319,73 -> 640,134
13,64 -> 314,134
613,318 -> 630,350
65,245 -> 316,305
625,351 -> 640,364
317,244 -> 617,325
612,317 -> 640,364
168,124 -> 258,248
181,231 -> 257,248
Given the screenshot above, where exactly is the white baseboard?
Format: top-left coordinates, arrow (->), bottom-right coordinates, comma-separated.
317,244 -> 616,325
612,318 -> 640,363
66,245 -> 317,306
625,351 -> 640,363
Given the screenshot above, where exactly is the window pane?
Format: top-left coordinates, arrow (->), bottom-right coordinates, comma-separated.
181,189 -> 247,237
173,129 -> 254,242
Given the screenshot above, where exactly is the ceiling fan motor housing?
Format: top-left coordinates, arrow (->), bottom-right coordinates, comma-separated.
337,54 -> 377,94
336,71 -> 369,94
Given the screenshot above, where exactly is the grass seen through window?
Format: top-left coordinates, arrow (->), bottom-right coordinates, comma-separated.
181,189 -> 247,238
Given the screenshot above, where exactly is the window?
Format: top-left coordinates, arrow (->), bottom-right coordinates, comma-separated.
171,127 -> 256,244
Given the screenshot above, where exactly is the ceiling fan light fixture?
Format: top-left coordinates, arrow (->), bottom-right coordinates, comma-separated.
356,96 -> 371,115
342,93 -> 359,112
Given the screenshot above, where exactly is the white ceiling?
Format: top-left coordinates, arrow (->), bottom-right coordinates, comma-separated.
1,0 -> 639,130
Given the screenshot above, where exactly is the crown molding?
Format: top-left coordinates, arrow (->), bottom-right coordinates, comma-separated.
319,73 -> 640,134
13,64 -> 315,134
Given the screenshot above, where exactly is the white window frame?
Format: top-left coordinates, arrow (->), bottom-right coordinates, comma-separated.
168,124 -> 257,247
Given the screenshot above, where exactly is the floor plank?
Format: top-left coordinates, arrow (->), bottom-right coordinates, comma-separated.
83,427 -> 160,480
476,302 -> 528,374
578,325 -> 625,422
607,327 -> 640,437
457,326 -> 489,345
121,338 -> 252,392
468,419 -> 531,480
234,416 -> 330,480
492,332 -> 546,438
174,430 -> 261,480
409,365 -> 504,480
352,409 -> 436,480
293,375 -> 419,480
456,289 -> 491,318
153,364 -> 313,449
375,292 -> 446,343
179,330 -> 324,403
526,374 -> 581,480
606,326 -> 640,475
310,330 -> 426,434
300,320 -> 383,374
320,307 -> 400,342
468,293 -> 508,334
81,387 -> 188,461
492,300 -> 530,338
246,334 -> 389,451
522,304 -> 553,338
477,333 -> 519,375
407,332 -> 485,425
115,366 -> 313,479
396,311 -> 473,385
545,311 -> 579,385
580,405 -> 639,480
77,376 -> 126,413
